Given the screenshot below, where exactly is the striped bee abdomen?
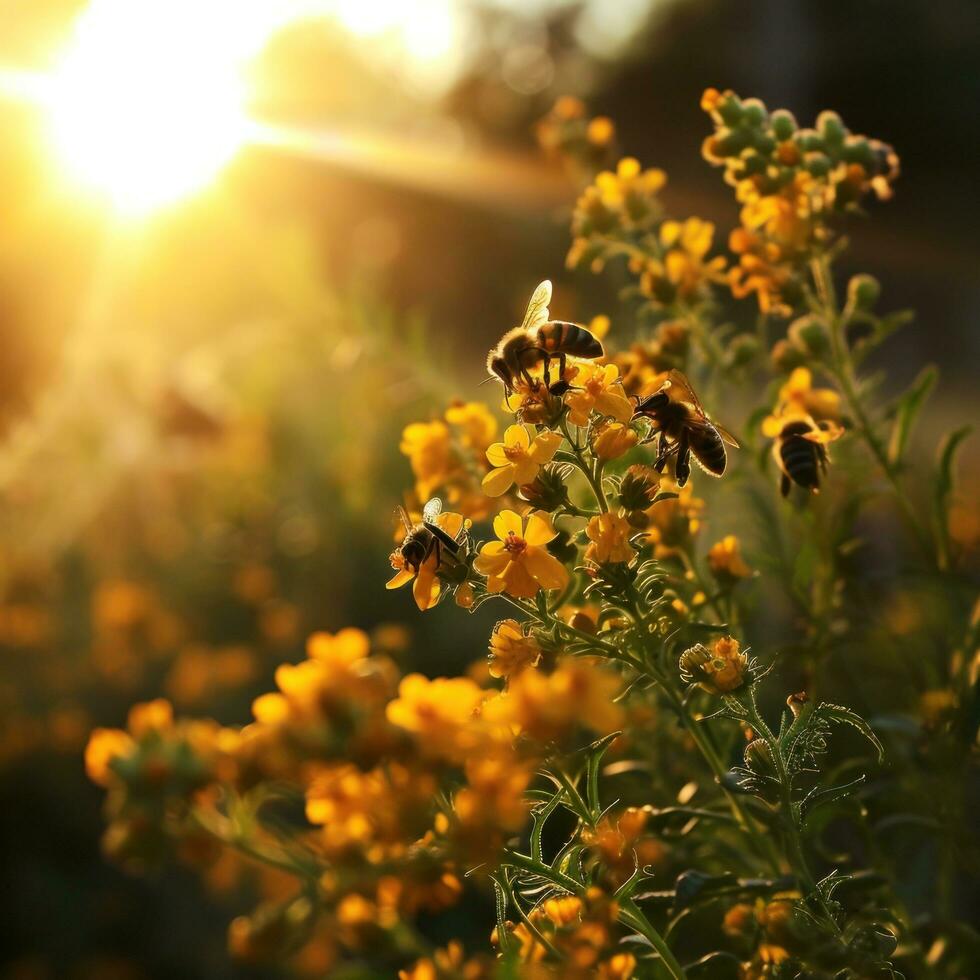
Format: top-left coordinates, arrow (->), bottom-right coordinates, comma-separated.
536,322 -> 604,358
780,435 -> 820,489
691,425 -> 728,475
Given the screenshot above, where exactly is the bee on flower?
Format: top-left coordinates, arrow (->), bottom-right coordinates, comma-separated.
387,499 -> 470,611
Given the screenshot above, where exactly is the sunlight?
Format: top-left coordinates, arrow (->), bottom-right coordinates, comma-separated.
42,0 -> 276,216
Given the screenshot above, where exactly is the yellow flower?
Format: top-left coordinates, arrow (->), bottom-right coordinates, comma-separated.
488,619 -> 542,679
708,535 -> 753,580
589,314 -> 611,340
473,511 -> 569,598
565,363 -> 633,427
641,217 -> 726,303
85,728 -> 135,786
679,635 -> 748,694
639,481 -> 704,558
483,659 -> 623,745
445,400 -> 497,453
585,512 -> 634,564
386,674 -> 487,762
387,510 -> 468,612
595,157 -> 667,221
307,628 -> 370,667
592,421 -> 638,461
481,424 -> 563,498
399,420 -> 455,500
768,367 -> 842,426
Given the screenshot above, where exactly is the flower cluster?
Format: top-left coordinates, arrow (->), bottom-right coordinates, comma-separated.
702,88 -> 899,316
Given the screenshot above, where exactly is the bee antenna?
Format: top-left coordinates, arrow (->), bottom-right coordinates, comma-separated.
478,376 -> 497,387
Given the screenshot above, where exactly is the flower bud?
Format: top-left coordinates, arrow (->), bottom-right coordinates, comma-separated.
744,738 -> 777,777
788,314 -> 830,358
805,153 -> 832,178
518,464 -> 570,512
770,109 -> 797,141
727,333 -> 760,368
785,691 -> 809,718
846,274 -> 880,311
592,421 -> 638,461
770,339 -> 807,373
618,465 -> 661,512
678,636 -> 748,695
817,110 -> 846,147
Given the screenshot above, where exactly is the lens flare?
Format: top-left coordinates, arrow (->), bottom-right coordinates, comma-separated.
42,0 -> 265,216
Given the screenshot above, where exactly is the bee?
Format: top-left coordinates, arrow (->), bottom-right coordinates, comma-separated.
633,369 -> 739,487
394,497 -> 466,574
771,416 -> 843,496
487,279 -> 604,395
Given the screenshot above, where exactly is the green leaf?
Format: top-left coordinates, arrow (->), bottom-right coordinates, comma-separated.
936,426 -> 972,505
816,703 -> 884,762
887,365 -> 937,465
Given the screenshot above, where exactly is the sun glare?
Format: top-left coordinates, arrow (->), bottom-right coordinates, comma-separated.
43,0 -> 266,216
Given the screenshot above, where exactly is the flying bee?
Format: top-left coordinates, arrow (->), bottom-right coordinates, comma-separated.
633,369 -> 739,487
487,279 -> 604,395
770,416 -> 843,496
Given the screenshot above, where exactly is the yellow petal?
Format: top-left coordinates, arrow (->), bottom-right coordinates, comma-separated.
482,465 -> 517,498
501,561 -> 540,598
504,424 -> 531,450
511,459 -> 540,486
493,510 -> 524,542
524,547 -> 570,591
525,512 -> 558,546
528,430 -> 562,463
413,559 -> 440,611
486,442 -> 510,467
386,568 -> 414,590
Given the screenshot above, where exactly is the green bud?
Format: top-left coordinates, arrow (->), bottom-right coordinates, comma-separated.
741,98 -> 768,127
618,465 -> 661,512
847,273 -> 881,311
727,333 -> 760,368
744,738 -> 777,776
716,93 -> 744,127
817,110 -> 846,146
805,153 -> 832,178
518,463 -> 570,512
797,130 -> 824,153
770,339 -> 807,373
788,314 -> 830,358
753,133 -> 777,156
770,109 -> 797,141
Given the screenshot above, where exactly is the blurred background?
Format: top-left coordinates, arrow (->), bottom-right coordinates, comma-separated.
0,1 -> 976,977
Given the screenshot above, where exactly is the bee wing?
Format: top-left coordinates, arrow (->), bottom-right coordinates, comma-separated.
520,279 -> 552,332
422,497 -> 444,523
714,422 -> 740,448
665,369 -> 709,418
395,506 -> 413,535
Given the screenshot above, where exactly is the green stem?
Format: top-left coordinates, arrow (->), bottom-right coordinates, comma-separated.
743,692 -> 842,937
810,254 -> 934,563
560,417 -> 609,512
502,851 -> 686,980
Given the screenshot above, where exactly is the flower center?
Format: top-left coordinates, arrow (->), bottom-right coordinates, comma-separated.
503,445 -> 527,462
503,531 -> 527,555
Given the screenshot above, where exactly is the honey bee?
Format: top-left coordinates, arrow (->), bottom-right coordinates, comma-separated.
394,497 -> 466,574
487,279 -> 604,395
633,370 -> 739,487
771,416 -> 843,496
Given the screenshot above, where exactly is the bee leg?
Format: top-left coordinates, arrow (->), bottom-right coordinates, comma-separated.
675,434 -> 691,487
780,472 -> 792,497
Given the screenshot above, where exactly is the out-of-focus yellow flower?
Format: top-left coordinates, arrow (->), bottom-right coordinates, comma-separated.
641,217 -> 726,304
473,511 -> 569,598
638,481 -> 704,558
585,512 -> 634,564
589,314 -> 611,340
728,227 -> 797,317
481,424 -> 562,498
764,367 -> 841,430
591,421 -> 637,461
484,658 -> 623,743
679,635 -> 748,694
399,941 -> 490,980
565,363 -> 633,427
594,157 -> 667,221
708,535 -> 753,580
386,674 -> 486,762
488,619 -> 542,679
85,728 -> 135,786
444,401 -> 497,454
400,421 -> 455,501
